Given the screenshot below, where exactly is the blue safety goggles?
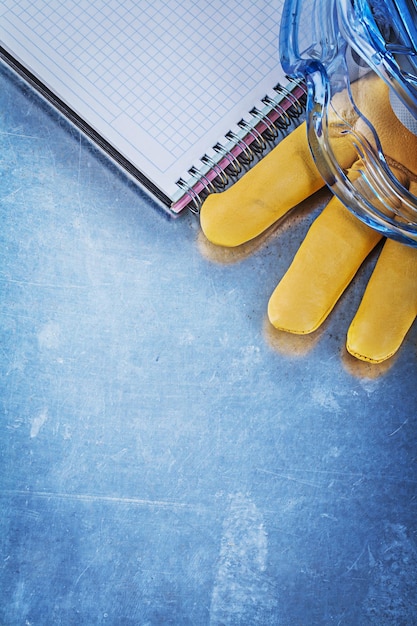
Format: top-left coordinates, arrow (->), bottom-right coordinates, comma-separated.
280,0 -> 417,245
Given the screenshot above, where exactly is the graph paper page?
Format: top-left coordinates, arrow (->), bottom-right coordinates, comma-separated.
0,0 -> 286,201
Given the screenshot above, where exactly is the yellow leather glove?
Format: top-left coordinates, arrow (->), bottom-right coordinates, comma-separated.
200,74 -> 417,363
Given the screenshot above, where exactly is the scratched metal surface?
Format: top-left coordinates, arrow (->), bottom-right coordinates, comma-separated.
1,61 -> 417,626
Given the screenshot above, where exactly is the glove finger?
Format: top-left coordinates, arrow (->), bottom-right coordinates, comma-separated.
347,239 -> 417,363
200,123 -> 328,247
267,193 -> 382,334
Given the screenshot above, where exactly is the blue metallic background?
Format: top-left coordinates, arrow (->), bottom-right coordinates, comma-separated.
1,61 -> 417,625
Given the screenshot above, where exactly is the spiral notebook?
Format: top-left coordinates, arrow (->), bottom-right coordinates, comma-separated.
0,0 -> 306,214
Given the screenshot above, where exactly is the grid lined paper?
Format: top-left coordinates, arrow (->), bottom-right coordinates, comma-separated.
1,0 -> 285,198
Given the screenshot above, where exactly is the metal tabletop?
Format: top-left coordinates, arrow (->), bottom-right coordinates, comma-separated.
1,61 -> 417,625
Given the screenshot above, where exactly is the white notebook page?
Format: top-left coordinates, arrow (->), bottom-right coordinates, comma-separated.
0,0 -> 286,200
